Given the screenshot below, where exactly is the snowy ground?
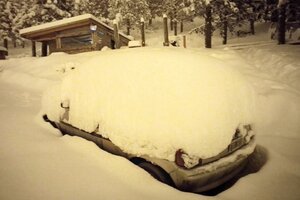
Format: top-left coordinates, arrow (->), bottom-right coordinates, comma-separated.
0,21 -> 300,200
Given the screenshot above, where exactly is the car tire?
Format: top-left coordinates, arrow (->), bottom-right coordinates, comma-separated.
138,162 -> 174,187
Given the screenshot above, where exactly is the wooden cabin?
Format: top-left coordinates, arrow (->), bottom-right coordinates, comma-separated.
20,14 -> 132,56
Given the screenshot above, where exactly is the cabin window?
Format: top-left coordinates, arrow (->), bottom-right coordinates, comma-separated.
61,34 -> 92,48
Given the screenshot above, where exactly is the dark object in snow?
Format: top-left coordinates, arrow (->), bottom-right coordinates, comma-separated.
0,46 -> 8,60
170,40 -> 179,47
19,14 -> 132,56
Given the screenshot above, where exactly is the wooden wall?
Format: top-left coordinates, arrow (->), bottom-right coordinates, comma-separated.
30,20 -> 131,55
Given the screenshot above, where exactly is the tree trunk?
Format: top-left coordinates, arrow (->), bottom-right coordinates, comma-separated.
3,39 -> 8,55
250,17 -> 255,35
149,18 -> 152,26
278,4 -> 286,44
13,38 -> 17,48
205,5 -> 212,48
180,21 -> 183,33
223,19 -> 228,45
174,20 -> 177,36
126,19 -> 130,35
170,16 -> 173,31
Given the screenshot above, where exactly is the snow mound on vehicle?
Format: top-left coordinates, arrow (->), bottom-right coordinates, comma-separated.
43,48 -> 256,161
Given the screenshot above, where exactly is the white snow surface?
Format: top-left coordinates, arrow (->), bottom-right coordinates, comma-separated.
42,48 -> 255,161
1,21 -> 300,200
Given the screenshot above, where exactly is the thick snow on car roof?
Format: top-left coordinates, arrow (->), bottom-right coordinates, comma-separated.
43,48 -> 255,161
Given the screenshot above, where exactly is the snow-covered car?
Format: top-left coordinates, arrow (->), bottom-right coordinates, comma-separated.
42,48 -> 256,193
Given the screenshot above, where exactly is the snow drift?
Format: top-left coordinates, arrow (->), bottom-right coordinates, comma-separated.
42,47 -> 256,161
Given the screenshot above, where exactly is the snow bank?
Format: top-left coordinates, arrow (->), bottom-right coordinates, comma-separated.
0,51 -> 100,92
237,46 -> 300,139
43,48 -> 255,161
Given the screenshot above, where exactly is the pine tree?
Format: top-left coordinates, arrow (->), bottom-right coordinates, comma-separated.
0,0 -> 10,47
147,0 -> 164,24
76,0 -> 109,18
192,0 -> 265,47
109,0 -> 151,35
20,0 -> 71,27
0,0 -> 21,48
162,0 -> 195,32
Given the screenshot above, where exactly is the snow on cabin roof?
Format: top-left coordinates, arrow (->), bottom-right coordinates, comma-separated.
20,14 -> 132,40
0,46 -> 8,52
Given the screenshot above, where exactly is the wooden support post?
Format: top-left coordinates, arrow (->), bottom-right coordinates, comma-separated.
163,14 -> 169,46
31,41 -> 36,57
180,21 -> 183,33
91,32 -> 96,49
113,20 -> 120,49
174,19 -> 178,36
56,37 -> 61,49
141,18 -> 146,47
41,41 -> 48,57
183,35 -> 186,48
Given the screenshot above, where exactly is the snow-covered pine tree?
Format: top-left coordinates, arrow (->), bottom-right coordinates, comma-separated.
233,0 -> 266,35
108,0 -> 151,35
147,0 -> 164,25
20,0 -> 71,27
193,0 -> 264,47
162,0 -> 195,32
213,0 -> 240,44
0,0 -> 21,48
57,0 -> 76,16
0,0 -> 10,48
76,0 -> 109,18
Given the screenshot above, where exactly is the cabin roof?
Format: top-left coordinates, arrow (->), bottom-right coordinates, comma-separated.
0,46 -> 8,52
20,14 -> 132,41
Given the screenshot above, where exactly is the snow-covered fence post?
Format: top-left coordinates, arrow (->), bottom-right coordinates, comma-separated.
41,42 -> 47,57
163,14 -> 169,46
141,17 -> 146,47
31,41 -> 36,57
205,4 -> 212,48
170,16 -> 174,31
180,21 -> 183,33
278,0 -> 287,44
113,20 -> 120,49
183,35 -> 186,48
